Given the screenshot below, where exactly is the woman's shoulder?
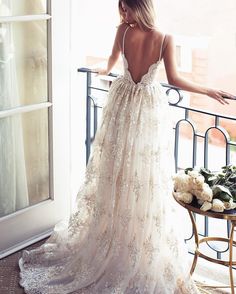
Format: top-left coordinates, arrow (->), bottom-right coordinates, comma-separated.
151,29 -> 172,40
116,22 -> 130,34
151,30 -> 174,49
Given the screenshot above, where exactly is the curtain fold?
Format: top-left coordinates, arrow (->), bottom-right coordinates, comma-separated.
0,0 -> 29,217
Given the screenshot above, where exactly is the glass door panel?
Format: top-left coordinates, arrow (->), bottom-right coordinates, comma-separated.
0,20 -> 48,111
0,108 -> 50,217
0,0 -> 47,16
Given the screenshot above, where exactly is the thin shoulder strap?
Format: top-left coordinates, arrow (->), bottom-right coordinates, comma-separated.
158,34 -> 166,61
122,26 -> 130,54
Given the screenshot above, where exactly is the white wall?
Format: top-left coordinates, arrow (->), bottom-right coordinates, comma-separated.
69,0 -> 87,206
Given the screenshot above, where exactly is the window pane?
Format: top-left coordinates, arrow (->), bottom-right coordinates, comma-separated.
0,0 -> 47,16
0,20 -> 47,110
0,108 -> 50,217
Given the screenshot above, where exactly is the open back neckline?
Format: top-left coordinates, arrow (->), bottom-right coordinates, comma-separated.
122,53 -> 161,85
122,26 -> 165,85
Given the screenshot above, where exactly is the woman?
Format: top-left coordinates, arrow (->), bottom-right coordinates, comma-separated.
19,1 -> 234,293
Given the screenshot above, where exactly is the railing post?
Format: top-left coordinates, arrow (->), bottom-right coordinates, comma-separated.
94,104 -> 98,139
86,71 -> 91,164
174,124 -> 179,173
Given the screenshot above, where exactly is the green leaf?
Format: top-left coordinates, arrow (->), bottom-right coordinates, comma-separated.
222,165 -> 236,174
199,167 -> 213,176
230,188 -> 236,200
216,173 -> 225,178
206,176 -> 218,186
185,167 -> 194,174
222,165 -> 232,171
212,185 -> 232,198
228,175 -> 236,183
214,192 -> 231,202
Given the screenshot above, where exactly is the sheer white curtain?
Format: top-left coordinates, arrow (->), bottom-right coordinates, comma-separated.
0,0 -> 29,217
23,0 -> 48,204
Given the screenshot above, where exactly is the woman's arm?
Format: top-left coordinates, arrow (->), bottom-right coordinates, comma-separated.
96,25 -> 125,75
163,35 -> 235,105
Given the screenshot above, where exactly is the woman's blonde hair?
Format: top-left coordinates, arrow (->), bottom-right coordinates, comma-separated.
119,0 -> 157,31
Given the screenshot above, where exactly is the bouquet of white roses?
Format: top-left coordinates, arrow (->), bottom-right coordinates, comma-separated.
173,165 -> 236,212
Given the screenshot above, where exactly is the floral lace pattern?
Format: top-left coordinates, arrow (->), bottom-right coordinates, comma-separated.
19,59 -> 200,293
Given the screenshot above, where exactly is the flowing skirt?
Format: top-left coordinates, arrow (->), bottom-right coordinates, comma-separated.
19,77 -> 199,293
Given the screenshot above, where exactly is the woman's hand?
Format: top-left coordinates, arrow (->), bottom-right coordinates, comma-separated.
94,68 -> 109,76
206,88 -> 235,105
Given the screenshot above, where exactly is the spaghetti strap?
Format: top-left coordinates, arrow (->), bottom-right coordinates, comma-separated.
122,26 -> 130,54
158,34 -> 166,61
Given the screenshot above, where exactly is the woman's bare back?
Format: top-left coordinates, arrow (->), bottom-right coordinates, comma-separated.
119,24 -> 166,83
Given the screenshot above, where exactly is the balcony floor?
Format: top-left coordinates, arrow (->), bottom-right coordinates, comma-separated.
0,239 -> 230,294
0,239 -> 46,294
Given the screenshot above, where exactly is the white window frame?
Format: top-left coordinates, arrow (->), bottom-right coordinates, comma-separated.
0,0 -> 72,258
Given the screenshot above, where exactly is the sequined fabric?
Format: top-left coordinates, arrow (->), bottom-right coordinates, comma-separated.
19,56 -> 200,293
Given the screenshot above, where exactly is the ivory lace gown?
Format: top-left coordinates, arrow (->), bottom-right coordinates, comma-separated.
19,27 -> 200,294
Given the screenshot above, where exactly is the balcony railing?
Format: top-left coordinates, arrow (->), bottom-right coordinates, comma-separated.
78,67 -> 236,263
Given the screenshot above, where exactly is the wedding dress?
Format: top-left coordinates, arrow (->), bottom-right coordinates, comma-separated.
19,26 -> 200,294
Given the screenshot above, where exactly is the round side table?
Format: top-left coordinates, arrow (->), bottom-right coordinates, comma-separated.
174,197 -> 236,293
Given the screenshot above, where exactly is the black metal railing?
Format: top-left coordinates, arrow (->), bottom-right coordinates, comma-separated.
78,67 -> 236,262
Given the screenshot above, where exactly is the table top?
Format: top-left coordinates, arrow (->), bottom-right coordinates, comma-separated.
174,197 -> 236,221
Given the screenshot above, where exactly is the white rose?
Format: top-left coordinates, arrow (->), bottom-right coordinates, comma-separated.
173,191 -> 193,204
173,173 -> 191,192
192,189 -> 204,200
211,199 -> 225,212
188,170 -> 200,178
191,184 -> 212,202
189,174 -> 205,190
224,199 -> 236,210
200,183 -> 213,202
200,201 -> 212,212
